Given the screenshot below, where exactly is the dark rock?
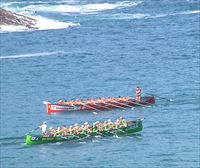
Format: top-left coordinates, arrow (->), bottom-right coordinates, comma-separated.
0,8 -> 38,29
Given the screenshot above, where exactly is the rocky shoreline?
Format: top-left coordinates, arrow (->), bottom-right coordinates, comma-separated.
0,8 -> 38,29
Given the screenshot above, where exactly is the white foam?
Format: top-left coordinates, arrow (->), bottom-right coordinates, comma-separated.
111,13 -> 150,20
179,10 -> 200,14
0,51 -> 66,60
33,15 -> 80,30
12,1 -> 142,14
158,10 -> 200,17
109,10 -> 200,20
0,14 -> 80,33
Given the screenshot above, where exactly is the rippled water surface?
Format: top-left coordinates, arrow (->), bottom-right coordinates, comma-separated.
0,0 -> 199,167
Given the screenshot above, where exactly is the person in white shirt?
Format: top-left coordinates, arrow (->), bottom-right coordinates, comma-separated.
40,122 -> 47,135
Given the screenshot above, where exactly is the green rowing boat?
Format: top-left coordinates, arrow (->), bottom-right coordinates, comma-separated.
26,119 -> 143,145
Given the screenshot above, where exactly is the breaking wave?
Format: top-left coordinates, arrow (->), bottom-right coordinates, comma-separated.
0,0 -> 140,32
0,51 -> 66,60
34,15 -> 80,30
2,1 -> 142,14
0,15 -> 80,33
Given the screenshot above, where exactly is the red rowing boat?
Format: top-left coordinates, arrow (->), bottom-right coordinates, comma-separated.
43,95 -> 155,115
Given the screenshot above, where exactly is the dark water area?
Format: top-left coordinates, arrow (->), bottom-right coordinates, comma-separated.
0,0 -> 199,167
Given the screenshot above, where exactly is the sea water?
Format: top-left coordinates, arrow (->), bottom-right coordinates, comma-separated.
0,0 -> 199,167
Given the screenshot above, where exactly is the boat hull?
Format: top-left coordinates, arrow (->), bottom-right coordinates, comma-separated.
26,120 -> 143,145
45,96 -> 155,114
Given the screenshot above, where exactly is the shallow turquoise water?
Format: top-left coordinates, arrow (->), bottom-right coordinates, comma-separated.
0,0 -> 199,167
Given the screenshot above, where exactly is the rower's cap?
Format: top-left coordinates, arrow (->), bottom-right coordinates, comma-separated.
96,121 -> 99,123
74,123 -> 78,126
84,122 -> 88,125
108,119 -> 111,122
58,127 -> 60,130
50,127 -> 53,129
69,125 -> 73,128
43,121 -> 47,124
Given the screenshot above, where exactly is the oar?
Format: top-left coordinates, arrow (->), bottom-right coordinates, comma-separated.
145,93 -> 173,102
82,126 -> 103,136
93,102 -> 114,110
80,102 -> 102,112
126,98 -> 151,108
61,132 -> 80,139
95,128 -> 115,136
79,132 -> 91,140
110,99 -> 136,108
100,101 -> 126,110
65,131 -> 91,141
26,127 -> 39,135
107,127 -> 125,136
95,130 -> 103,136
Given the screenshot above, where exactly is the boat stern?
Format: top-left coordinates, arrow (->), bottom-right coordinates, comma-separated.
149,96 -> 155,104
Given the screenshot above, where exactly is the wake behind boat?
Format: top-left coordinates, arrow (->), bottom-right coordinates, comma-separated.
26,118 -> 143,145
44,87 -> 156,114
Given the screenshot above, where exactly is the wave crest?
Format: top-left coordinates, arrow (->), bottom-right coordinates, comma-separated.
3,1 -> 142,14
0,15 -> 80,33
0,51 -> 66,59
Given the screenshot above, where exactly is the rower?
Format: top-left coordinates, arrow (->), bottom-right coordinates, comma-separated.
62,100 -> 67,105
115,120 -> 120,129
49,126 -> 56,136
73,123 -> 81,134
91,98 -> 95,103
61,125 -> 67,129
92,122 -> 97,131
61,125 -> 67,136
81,122 -> 87,131
55,127 -> 61,136
93,121 -> 100,131
58,100 -> 63,105
135,87 -> 142,102
119,117 -> 127,128
97,97 -> 101,102
95,121 -> 102,131
69,125 -> 73,134
39,122 -> 47,135
107,119 -> 114,130
105,119 -> 111,130
83,122 -> 92,133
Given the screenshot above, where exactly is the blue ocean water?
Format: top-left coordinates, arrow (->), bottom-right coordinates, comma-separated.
0,0 -> 199,167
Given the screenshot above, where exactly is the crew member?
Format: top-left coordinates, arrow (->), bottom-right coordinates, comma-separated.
136,87 -> 142,102
58,100 -> 63,105
40,121 -> 48,135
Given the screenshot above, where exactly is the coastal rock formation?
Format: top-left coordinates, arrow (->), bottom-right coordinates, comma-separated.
0,8 -> 38,29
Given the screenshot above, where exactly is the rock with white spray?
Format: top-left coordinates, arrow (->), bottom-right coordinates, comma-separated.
0,8 -> 38,29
